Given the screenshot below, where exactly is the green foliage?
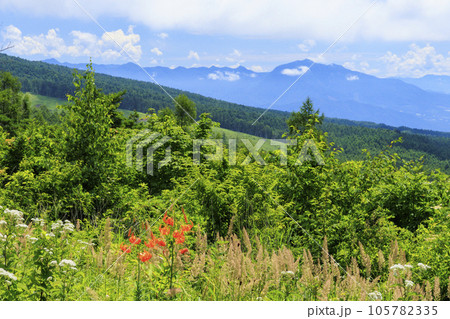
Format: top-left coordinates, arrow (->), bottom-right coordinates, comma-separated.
0,58 -> 449,300
174,94 -> 197,127
287,97 -> 324,135
59,63 -> 124,191
0,72 -> 29,133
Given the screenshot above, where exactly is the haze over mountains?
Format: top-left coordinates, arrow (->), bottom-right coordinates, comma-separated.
43,58 -> 450,132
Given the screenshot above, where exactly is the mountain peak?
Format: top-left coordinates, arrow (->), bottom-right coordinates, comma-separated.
42,58 -> 61,65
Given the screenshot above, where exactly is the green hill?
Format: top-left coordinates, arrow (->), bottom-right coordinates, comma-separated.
2,53 -> 449,173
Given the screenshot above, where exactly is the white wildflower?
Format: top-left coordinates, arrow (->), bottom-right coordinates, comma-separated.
0,268 -> 18,281
0,233 -> 6,242
418,263 -> 431,270
25,235 -> 38,243
16,223 -> 28,229
368,291 -> 382,301
49,260 -> 57,266
256,297 -> 263,301
62,220 -> 74,232
47,276 -> 53,281
390,264 -> 405,270
4,209 -> 24,221
44,248 -> 53,255
5,280 -> 11,286
51,220 -> 63,231
404,264 -> 413,269
31,218 -> 45,226
0,220 -> 6,225
390,264 -> 405,275
59,259 -> 76,267
405,280 -> 414,287
70,267 -> 77,271
47,232 -> 55,238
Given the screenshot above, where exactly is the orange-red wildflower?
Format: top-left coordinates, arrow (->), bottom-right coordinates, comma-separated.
145,238 -> 156,249
173,230 -> 185,245
156,238 -> 166,247
163,212 -> 174,226
129,233 -> 141,245
159,224 -> 170,236
179,248 -> 189,255
120,243 -> 132,253
181,221 -> 193,233
181,207 -> 193,232
139,251 -> 152,262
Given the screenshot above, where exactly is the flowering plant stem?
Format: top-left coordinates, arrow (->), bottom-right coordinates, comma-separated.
169,237 -> 175,293
135,258 -> 142,301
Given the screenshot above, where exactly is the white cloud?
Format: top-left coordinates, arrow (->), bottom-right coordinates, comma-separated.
346,75 -> 359,81
249,65 -> 264,72
3,1 -> 450,41
1,24 -> 142,61
298,39 -> 316,52
207,71 -> 240,81
380,44 -> 450,77
151,47 -> 163,56
187,50 -> 200,60
157,32 -> 168,39
281,66 -> 309,76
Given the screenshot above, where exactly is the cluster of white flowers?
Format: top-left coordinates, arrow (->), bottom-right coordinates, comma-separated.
47,232 -> 55,237
50,220 -> 75,233
0,268 -> 17,281
418,263 -> 431,270
25,235 -> 38,243
405,280 -> 414,288
16,223 -> 28,229
368,291 -> 382,301
4,209 -> 24,222
404,264 -> 413,269
51,220 -> 64,231
0,233 -> 6,242
49,260 -> 58,266
62,220 -> 75,232
43,248 -> 53,255
391,264 -> 405,271
0,220 -> 6,226
31,218 -> 45,227
59,259 -> 76,268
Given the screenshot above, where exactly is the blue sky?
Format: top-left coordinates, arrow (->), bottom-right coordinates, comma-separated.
2,0 -> 450,78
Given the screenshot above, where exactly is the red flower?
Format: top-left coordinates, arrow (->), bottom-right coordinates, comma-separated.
145,238 -> 156,249
159,224 -> 170,236
129,233 -> 141,245
163,212 -> 174,226
156,238 -> 166,247
173,230 -> 185,245
139,251 -> 152,262
181,221 -> 193,233
181,207 -> 193,232
120,243 -> 132,253
179,248 -> 189,255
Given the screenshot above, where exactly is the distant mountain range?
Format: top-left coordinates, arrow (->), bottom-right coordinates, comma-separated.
398,75 -> 450,95
36,58 -> 450,132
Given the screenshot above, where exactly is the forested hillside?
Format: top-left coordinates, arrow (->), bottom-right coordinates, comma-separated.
1,53 -> 449,173
0,65 -> 449,301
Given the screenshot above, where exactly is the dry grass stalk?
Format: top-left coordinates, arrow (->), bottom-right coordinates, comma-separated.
358,242 -> 371,278
433,277 -> 440,300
